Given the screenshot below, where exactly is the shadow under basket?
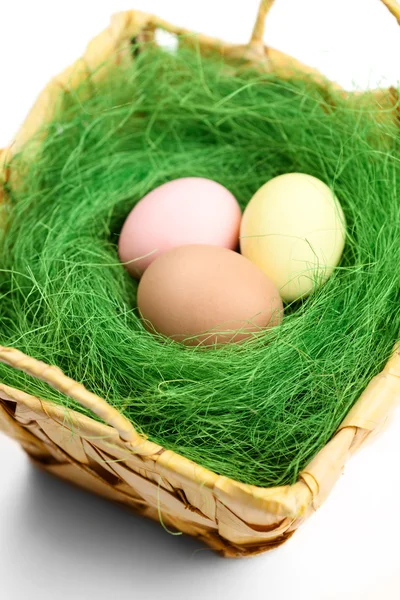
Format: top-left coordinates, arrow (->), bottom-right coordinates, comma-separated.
1,0 -> 400,557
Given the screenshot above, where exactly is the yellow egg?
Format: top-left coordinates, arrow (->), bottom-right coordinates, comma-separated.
240,173 -> 346,302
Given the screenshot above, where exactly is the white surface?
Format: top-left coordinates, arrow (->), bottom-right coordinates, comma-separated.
0,1 -> 400,599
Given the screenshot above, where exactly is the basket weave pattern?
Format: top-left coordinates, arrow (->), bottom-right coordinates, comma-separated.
0,0 -> 400,557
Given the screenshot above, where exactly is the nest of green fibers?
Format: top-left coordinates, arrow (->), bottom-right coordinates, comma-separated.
1,44 -> 400,487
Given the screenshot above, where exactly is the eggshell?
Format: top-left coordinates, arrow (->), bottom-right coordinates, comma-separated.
137,244 -> 283,346
119,177 -> 241,278
240,173 -> 346,302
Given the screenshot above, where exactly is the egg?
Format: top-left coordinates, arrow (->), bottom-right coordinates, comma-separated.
240,173 -> 346,302
119,177 -> 241,278
137,244 -> 283,346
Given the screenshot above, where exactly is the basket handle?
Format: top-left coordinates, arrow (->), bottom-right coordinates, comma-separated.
249,0 -> 276,53
0,346 -> 142,444
249,0 -> 400,54
380,0 -> 400,24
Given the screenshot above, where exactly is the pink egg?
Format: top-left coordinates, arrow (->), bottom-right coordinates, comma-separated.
118,177 -> 241,278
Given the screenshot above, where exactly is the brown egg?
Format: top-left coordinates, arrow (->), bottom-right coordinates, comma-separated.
137,244 -> 283,346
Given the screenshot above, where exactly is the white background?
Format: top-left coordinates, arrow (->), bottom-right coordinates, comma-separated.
0,1 -> 400,599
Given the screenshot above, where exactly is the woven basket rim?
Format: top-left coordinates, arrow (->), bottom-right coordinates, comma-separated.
1,0 -> 400,524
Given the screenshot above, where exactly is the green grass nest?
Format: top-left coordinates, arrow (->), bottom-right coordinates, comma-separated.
1,43 -> 400,487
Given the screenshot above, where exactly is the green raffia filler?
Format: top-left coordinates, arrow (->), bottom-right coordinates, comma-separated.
1,44 -> 400,487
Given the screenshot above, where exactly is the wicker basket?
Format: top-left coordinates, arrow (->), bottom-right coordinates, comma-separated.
1,0 -> 400,558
